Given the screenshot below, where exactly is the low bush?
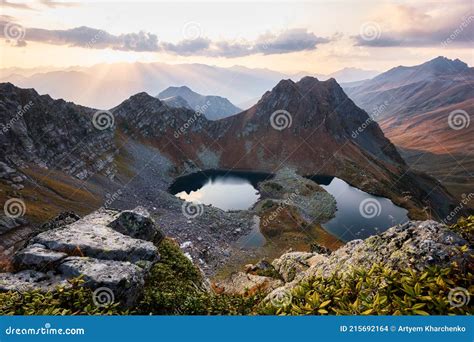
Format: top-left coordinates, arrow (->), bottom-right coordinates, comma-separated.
259,263 -> 473,315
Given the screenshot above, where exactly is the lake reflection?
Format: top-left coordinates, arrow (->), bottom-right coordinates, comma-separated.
309,176 -> 409,242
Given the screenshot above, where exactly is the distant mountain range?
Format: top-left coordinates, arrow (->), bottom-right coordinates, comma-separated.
0,63 -> 378,110
292,67 -> 379,84
0,78 -> 459,228
158,86 -> 241,120
344,56 -> 474,202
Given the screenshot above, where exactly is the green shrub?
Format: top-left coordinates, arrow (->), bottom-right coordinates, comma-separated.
0,278 -> 124,315
135,238 -> 261,315
258,263 -> 473,315
449,215 -> 474,245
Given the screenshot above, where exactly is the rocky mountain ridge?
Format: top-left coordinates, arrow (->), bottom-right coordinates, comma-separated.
343,56 -> 474,203
0,78 -> 462,230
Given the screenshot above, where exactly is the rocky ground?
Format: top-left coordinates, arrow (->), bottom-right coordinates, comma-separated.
0,207 -> 161,307
214,220 -> 472,301
0,205 -> 471,312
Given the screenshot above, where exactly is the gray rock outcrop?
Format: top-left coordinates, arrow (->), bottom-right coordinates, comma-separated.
0,207 -> 163,307
264,220 -> 472,301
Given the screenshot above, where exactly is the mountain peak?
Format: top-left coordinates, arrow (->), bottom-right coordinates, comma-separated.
158,85 -> 198,99
128,91 -> 162,104
421,56 -> 468,73
157,85 -> 241,120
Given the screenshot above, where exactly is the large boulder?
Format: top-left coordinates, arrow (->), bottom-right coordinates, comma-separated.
0,270 -> 68,292
213,272 -> 283,296
272,252 -> 323,282
108,207 -> 163,243
0,207 -> 161,308
40,211 -> 81,231
32,223 -> 158,263
13,244 -> 67,271
58,257 -> 145,307
0,216 -> 28,235
31,208 -> 160,264
264,220 -> 472,302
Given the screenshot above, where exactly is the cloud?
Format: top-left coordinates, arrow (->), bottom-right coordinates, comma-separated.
39,0 -> 79,8
0,22 -> 330,56
0,0 -> 78,10
354,3 -> 474,47
1,0 -> 33,10
0,23 -> 160,51
255,29 -> 329,54
161,37 -> 211,56
162,29 -> 329,57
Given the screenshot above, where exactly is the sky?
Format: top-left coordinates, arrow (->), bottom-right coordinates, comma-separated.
0,0 -> 473,74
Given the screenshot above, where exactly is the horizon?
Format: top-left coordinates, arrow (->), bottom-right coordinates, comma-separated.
1,54 -> 472,76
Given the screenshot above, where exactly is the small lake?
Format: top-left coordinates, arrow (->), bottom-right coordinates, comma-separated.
170,171 -> 409,243
169,170 -> 272,211
308,176 -> 409,242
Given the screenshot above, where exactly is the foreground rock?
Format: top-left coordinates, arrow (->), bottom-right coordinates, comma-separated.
0,207 -> 162,307
58,257 -> 145,307
215,220 -> 471,301
213,272 -> 283,296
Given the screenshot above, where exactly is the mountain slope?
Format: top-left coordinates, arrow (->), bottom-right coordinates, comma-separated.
0,80 -> 463,235
157,86 -> 241,120
112,77 -> 458,221
344,57 -> 474,203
